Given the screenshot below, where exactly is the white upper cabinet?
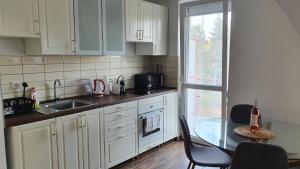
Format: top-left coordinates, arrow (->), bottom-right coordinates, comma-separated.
0,0 -> 39,38
125,0 -> 138,42
102,0 -> 126,55
74,0 -> 103,55
25,0 -> 75,55
138,1 -> 152,42
125,0 -> 152,42
136,4 -> 168,55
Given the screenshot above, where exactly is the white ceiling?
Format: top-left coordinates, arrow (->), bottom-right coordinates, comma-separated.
276,0 -> 300,36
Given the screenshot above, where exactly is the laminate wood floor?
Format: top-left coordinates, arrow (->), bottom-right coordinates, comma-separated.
111,140 -> 215,169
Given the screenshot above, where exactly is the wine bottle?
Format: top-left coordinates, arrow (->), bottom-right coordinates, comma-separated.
250,100 -> 260,132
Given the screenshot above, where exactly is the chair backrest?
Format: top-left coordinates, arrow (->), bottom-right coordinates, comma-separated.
231,142 -> 289,169
179,115 -> 193,161
230,104 -> 253,124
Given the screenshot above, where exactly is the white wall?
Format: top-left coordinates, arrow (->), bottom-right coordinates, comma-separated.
228,0 -> 300,124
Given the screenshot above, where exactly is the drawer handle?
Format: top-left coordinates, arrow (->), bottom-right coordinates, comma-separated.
109,125 -> 125,132
117,114 -> 126,117
117,134 -> 127,139
150,105 -> 154,108
116,106 -> 125,110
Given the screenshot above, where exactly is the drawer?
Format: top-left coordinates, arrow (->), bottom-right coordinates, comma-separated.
138,95 -> 164,114
105,118 -> 136,138
105,131 -> 137,168
104,101 -> 137,114
104,107 -> 137,123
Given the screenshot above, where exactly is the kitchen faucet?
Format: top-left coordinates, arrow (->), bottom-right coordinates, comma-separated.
54,79 -> 62,101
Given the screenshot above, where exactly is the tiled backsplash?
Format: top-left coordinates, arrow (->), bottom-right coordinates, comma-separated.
0,55 -> 178,101
0,55 -> 150,101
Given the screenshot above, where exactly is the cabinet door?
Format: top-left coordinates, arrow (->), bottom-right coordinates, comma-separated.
105,131 -> 137,168
125,0 -> 139,42
74,0 -> 103,55
57,113 -> 83,169
154,5 -> 168,55
138,0 -> 152,42
6,119 -> 58,169
82,109 -> 104,169
164,92 -> 178,142
0,0 -> 39,38
38,0 -> 75,55
103,0 -> 125,55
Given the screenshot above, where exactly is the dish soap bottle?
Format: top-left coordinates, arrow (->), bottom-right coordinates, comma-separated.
250,100 -> 260,132
31,87 -> 40,110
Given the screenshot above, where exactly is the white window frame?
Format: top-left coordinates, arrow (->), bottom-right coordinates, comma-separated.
179,0 -> 229,142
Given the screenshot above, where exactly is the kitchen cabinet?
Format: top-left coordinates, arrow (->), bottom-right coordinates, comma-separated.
57,109 -> 104,169
6,119 -> 58,169
125,0 -> 153,42
105,131 -> 137,168
136,4 -> 168,55
102,0 -> 125,55
25,0 -> 75,55
74,0 -> 103,55
104,102 -> 138,168
163,92 -> 179,142
0,0 -> 40,38
6,109 -> 104,169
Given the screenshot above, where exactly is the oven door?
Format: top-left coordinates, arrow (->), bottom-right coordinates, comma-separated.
138,109 -> 164,147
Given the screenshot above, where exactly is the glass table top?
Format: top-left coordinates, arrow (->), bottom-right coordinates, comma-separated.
194,118 -> 300,159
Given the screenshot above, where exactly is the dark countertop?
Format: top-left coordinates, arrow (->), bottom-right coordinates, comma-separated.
5,88 -> 177,128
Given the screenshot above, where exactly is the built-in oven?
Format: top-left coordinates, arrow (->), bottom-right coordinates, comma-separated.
138,108 -> 164,154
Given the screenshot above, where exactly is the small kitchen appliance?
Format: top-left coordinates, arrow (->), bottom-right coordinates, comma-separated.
135,73 -> 165,95
93,79 -> 105,97
112,75 -> 126,95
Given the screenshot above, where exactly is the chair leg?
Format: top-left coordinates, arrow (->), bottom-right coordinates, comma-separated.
187,161 -> 191,169
191,163 -> 195,169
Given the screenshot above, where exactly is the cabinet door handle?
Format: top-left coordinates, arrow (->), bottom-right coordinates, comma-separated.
136,30 -> 140,40
34,19 -> 39,35
78,115 -> 82,128
50,121 -> 56,136
82,114 -> 87,128
117,114 -> 126,117
71,39 -> 76,53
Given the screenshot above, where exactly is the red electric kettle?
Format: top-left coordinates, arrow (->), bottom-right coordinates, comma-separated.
93,79 -> 105,97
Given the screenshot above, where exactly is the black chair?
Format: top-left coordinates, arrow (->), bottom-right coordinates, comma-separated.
230,104 -> 254,124
179,115 -> 232,169
231,142 -> 289,169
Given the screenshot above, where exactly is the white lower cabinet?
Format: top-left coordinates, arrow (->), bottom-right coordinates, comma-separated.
163,92 -> 179,142
105,131 -> 137,168
6,119 -> 58,169
6,108 -> 104,169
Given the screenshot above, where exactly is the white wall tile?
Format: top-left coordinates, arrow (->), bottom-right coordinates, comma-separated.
63,56 -> 80,64
44,56 -> 63,64
45,64 -> 63,72
23,65 -> 44,73
95,56 -> 109,63
64,64 -> 80,71
22,56 -> 44,65
81,63 -> 96,70
0,56 -> 22,65
0,65 -> 22,75
23,73 -> 45,82
81,56 -> 96,63
96,62 -> 109,69
45,72 -> 64,81
1,75 -> 23,85
64,79 -> 81,87
64,71 -> 80,79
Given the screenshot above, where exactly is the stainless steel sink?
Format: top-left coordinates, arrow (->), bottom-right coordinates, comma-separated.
37,100 -> 92,114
